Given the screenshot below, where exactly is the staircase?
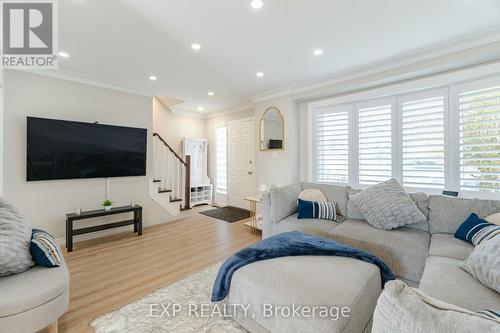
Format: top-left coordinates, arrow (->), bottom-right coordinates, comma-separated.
149,133 -> 191,216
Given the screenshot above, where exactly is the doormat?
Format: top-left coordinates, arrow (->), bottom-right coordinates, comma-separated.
200,206 -> 251,223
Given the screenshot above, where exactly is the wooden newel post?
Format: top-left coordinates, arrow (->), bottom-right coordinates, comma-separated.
184,155 -> 191,210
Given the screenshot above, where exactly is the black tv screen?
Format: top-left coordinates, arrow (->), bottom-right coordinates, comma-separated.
27,117 -> 147,181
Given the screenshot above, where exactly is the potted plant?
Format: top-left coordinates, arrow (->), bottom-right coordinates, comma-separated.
102,199 -> 113,211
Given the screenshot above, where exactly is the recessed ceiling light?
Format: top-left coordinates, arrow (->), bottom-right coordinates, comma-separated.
149,76 -> 157,81
208,91 -> 215,96
191,43 -> 201,51
251,0 -> 263,9
58,51 -> 70,58
313,49 -> 324,56
197,106 -> 205,112
256,72 -> 264,78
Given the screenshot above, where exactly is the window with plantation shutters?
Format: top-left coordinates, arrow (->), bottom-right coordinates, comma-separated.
401,94 -> 446,189
357,103 -> 393,185
459,84 -> 500,193
314,107 -> 350,184
309,74 -> 500,198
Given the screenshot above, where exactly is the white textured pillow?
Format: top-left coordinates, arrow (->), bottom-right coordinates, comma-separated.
461,236 -> 500,293
372,280 -> 500,333
0,197 -> 33,276
351,179 -> 426,230
485,213 -> 500,226
298,189 -> 327,202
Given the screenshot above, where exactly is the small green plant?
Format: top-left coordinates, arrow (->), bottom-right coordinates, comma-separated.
102,199 -> 113,207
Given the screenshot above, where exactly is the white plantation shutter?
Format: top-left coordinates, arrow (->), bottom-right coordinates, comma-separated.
401,94 -> 446,189
458,84 -> 500,192
215,126 -> 227,194
314,107 -> 350,184
357,103 -> 393,185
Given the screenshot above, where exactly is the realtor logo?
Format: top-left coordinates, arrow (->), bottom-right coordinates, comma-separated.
1,0 -> 58,68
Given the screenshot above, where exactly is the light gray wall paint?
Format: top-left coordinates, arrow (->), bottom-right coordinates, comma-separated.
3,70 -> 168,239
255,94 -> 300,189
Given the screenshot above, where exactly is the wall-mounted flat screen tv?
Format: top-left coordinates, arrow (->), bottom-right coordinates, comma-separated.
27,117 -> 147,181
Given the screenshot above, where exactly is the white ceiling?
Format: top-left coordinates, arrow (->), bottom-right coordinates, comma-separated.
58,0 -> 500,114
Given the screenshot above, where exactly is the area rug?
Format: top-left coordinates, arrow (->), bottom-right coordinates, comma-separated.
199,206 -> 251,223
91,263 -> 247,333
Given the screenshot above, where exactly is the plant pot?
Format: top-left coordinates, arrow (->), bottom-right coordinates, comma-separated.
104,206 -> 112,211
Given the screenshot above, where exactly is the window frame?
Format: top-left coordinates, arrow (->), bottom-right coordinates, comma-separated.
307,74 -> 500,198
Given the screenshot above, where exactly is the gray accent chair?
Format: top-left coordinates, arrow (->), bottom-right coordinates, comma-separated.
229,182 -> 500,332
0,259 -> 70,333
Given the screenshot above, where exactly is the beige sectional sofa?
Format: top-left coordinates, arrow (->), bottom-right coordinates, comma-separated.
230,182 -> 500,332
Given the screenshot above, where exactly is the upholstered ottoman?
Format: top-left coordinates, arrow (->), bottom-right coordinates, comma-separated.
227,256 -> 381,333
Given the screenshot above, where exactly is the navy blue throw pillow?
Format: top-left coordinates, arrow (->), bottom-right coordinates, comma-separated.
30,229 -> 62,267
454,213 -> 500,246
297,199 -> 337,221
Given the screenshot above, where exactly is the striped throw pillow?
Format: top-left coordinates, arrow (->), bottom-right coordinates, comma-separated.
30,229 -> 62,267
297,199 -> 337,221
454,213 -> 500,246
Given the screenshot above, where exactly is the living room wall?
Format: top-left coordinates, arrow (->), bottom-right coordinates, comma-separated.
152,97 -> 206,154
254,94 -> 300,190
2,70 -> 169,240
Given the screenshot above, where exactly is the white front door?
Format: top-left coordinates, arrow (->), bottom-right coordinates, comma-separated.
227,119 -> 255,209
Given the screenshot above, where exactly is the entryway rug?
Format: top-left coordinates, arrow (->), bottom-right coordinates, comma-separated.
199,206 -> 251,223
91,263 -> 247,333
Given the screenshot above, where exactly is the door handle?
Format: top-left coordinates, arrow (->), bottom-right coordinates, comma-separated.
248,171 -> 253,175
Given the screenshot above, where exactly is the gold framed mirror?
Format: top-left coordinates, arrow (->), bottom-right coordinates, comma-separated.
260,106 -> 284,151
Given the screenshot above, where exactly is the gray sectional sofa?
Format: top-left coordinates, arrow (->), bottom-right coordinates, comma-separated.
227,182 -> 500,332
263,182 -> 500,304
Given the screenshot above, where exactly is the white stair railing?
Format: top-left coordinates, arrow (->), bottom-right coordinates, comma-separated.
152,133 -> 191,210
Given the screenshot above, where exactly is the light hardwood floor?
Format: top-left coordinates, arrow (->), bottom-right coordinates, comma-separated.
44,211 -> 260,333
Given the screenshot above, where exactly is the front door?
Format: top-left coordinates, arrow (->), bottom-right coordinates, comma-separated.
227,119 -> 255,209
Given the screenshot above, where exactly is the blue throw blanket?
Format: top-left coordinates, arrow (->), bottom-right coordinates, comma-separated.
211,231 -> 395,302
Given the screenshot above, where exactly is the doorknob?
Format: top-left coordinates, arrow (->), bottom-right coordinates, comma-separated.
248,171 -> 253,175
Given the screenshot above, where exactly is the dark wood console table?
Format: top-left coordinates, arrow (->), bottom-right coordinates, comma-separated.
66,205 -> 142,252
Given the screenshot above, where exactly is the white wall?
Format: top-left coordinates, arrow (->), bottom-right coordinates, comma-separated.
3,70 -> 169,239
152,97 -> 206,154
255,94 -> 300,189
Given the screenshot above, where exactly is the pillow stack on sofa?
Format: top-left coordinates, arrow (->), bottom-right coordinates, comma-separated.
297,188 -> 338,222
453,213 -> 500,294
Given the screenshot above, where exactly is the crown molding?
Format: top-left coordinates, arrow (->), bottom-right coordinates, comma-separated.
170,104 -> 254,119
251,26 -> 500,103
204,105 -> 254,119
170,107 -> 206,119
19,68 -> 155,98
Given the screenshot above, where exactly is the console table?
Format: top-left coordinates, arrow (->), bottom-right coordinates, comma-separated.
65,205 -> 142,252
